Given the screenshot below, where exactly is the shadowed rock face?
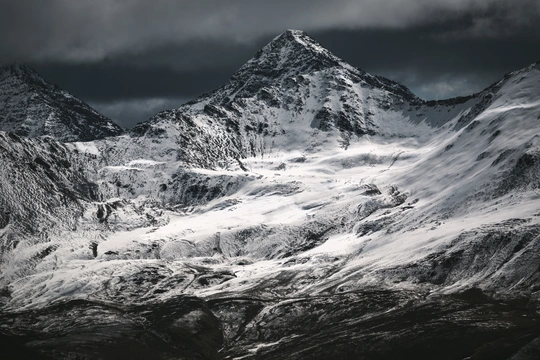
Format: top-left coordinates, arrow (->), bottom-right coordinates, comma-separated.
0,297 -> 223,360
224,30 -> 420,105
0,64 -> 123,142
1,290 -> 540,360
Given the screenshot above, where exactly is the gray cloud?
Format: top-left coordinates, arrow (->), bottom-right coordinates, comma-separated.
89,98 -> 189,128
1,0 -> 539,64
431,0 -> 540,40
402,73 -> 484,100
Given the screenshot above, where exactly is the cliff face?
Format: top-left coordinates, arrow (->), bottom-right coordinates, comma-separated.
0,64 -> 123,142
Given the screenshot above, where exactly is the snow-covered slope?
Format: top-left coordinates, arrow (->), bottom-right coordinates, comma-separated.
0,64 -> 123,142
1,31 -> 540,359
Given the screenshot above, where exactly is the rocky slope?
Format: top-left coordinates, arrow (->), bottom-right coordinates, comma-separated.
0,64 -> 123,142
1,31 -> 540,359
120,30 -> 477,168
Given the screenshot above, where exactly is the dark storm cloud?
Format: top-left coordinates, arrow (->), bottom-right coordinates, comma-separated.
1,0 -> 539,64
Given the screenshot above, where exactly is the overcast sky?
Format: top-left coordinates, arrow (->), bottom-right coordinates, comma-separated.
2,0 -> 539,128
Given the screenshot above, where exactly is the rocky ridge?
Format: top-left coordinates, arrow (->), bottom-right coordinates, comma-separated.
0,64 -> 123,142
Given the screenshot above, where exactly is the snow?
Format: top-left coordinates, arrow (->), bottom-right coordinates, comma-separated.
72,141 -> 100,156
127,159 -> 166,167
2,34 -> 540,313
6,119 -> 540,308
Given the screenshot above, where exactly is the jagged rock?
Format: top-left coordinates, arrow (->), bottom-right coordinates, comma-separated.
0,64 -> 123,142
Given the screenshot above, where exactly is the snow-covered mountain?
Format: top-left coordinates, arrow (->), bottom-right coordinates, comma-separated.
1,31 -> 540,359
0,64 -> 123,142
124,30 -> 457,166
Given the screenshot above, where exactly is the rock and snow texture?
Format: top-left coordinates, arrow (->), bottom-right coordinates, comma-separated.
0,64 -> 123,142
1,31 -> 540,359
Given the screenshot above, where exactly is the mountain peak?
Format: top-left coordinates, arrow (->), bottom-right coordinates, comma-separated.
7,62 -> 36,73
0,63 -> 45,84
284,28 -> 305,35
0,63 -> 123,142
279,29 -> 317,46
236,29 -> 344,78
277,29 -> 340,60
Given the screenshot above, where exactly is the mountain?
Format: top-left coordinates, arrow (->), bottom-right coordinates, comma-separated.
127,30 -> 433,163
0,64 -> 123,142
1,31 -> 540,359
122,30 -> 496,168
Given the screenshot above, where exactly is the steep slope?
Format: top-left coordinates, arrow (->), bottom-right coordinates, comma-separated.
0,133 -> 97,279
1,32 -> 540,359
119,30 -> 475,168
0,64 -> 123,142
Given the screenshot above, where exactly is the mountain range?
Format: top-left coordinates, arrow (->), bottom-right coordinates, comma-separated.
1,30 -> 540,359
